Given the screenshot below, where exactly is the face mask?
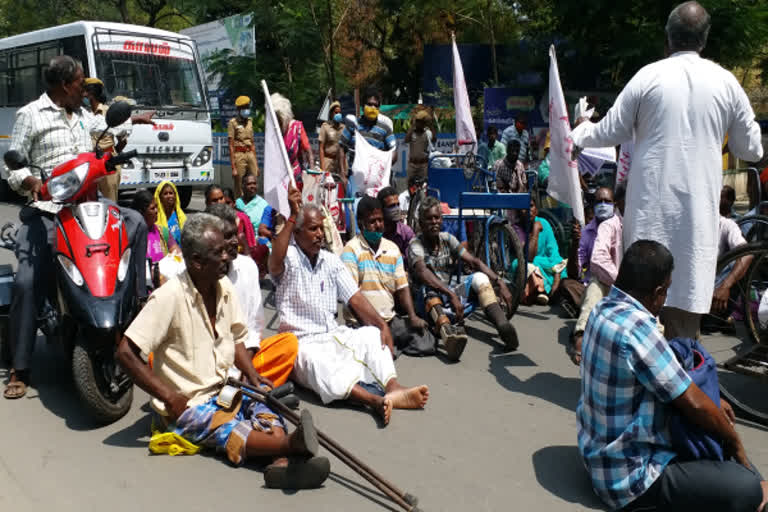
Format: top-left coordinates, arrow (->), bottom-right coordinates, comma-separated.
363,229 -> 383,244
240,109 -> 251,118
333,113 -> 343,123
594,202 -> 614,221
383,205 -> 400,223
82,96 -> 91,109
363,105 -> 379,121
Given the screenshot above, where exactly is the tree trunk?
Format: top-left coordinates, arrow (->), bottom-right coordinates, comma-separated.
487,0 -> 498,85
326,0 -> 336,97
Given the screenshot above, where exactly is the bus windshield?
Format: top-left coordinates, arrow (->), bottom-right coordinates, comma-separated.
94,49 -> 205,109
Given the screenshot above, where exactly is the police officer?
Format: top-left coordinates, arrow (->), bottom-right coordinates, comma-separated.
228,96 -> 260,197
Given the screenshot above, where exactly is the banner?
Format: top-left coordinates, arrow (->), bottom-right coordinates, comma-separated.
452,34 -> 477,154
262,80 -> 295,218
546,45 -> 585,225
350,134 -> 393,198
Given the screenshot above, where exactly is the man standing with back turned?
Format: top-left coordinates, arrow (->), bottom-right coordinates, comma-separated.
570,1 -> 763,339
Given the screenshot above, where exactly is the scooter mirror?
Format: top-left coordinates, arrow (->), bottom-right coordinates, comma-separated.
106,101 -> 132,128
4,150 -> 27,171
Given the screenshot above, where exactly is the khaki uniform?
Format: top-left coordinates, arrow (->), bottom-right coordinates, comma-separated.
228,117 -> 259,197
92,103 -> 122,202
407,129 -> 432,182
318,121 -> 344,174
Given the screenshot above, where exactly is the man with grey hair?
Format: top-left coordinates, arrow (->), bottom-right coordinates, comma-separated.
270,184 -> 429,426
571,2 -> 764,339
117,213 -> 330,488
3,55 -> 153,400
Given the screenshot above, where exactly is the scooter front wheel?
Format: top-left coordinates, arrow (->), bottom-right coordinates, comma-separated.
72,335 -> 133,424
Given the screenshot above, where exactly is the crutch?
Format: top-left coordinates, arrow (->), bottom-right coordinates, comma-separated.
229,378 -> 422,512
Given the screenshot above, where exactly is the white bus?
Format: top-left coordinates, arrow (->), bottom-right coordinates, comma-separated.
0,21 -> 214,206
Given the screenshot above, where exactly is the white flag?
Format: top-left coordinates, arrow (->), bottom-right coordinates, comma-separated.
546,45 -> 585,225
350,133 -> 393,198
316,88 -> 332,124
616,140 -> 634,187
452,34 -> 477,154
262,80 -> 295,218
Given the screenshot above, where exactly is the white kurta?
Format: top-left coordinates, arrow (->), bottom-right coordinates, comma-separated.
571,52 -> 763,313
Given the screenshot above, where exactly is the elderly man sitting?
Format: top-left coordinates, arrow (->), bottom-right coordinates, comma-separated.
117,213 -> 329,489
206,203 -> 299,387
408,196 -> 519,360
270,185 -> 429,425
578,240 -> 767,511
342,196 -> 435,356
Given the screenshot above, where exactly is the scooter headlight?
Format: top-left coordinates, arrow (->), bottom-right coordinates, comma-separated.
48,162 -> 89,202
57,255 -> 84,287
117,248 -> 132,282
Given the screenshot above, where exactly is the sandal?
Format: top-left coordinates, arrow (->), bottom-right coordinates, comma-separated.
4,371 -> 27,399
264,456 -> 330,489
566,332 -> 583,366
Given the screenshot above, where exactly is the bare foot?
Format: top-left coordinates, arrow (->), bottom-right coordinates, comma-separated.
386,385 -> 429,410
376,396 -> 393,425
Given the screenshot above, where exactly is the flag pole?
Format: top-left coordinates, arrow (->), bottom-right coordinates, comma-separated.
261,80 -> 296,188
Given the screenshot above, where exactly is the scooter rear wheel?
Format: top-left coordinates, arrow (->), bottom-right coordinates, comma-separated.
72,336 -> 133,424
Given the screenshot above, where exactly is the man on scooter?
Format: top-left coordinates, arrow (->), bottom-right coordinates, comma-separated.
3,55 -> 152,400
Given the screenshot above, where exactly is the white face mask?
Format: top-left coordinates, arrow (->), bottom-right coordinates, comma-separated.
594,202 -> 614,221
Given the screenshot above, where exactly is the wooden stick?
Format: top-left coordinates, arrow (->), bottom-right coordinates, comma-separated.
232,379 -> 421,511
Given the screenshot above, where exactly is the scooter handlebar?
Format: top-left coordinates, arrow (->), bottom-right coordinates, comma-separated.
106,149 -> 138,170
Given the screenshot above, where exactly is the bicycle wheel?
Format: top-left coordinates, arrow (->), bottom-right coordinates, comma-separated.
482,222 -> 526,317
735,214 -> 768,242
407,188 -> 425,233
706,242 -> 768,425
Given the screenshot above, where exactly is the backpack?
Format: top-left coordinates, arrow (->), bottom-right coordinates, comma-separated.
666,337 -> 724,462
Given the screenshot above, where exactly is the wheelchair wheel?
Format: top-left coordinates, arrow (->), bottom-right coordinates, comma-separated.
704,242 -> 768,426
483,222 -> 525,317
735,215 -> 768,242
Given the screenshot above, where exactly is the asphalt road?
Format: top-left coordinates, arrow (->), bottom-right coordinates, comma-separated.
0,195 -> 766,512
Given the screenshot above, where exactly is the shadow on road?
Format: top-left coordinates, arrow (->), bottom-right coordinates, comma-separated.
19,337 -> 104,431
103,411 -> 152,448
328,472 -> 399,512
489,353 -> 581,412
532,445 -> 605,509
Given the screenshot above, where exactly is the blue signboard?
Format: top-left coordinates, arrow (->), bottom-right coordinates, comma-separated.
483,87 -> 548,136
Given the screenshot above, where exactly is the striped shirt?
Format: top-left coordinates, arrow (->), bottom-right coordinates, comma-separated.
407,232 -> 466,284
341,235 -> 408,321
272,243 -> 359,339
340,115 -> 396,152
577,286 -> 692,510
8,93 -> 130,213
500,125 -> 531,162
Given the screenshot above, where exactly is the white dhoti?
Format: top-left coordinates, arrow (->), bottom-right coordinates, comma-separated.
292,325 -> 397,404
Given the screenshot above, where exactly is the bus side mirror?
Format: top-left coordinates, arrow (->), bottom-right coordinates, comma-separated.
4,150 -> 27,171
106,101 -> 133,127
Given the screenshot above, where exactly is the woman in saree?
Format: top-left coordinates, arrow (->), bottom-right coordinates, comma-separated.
271,92 -> 314,188
153,181 -> 186,246
522,198 -> 567,305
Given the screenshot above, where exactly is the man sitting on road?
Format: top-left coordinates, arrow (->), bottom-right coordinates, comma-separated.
703,186 -> 753,334
117,213 -> 329,489
206,204 -> 299,387
578,239 -> 767,511
270,184 -> 429,425
568,185 -> 625,365
342,196 -> 436,357
377,186 -> 417,268
408,196 -> 519,361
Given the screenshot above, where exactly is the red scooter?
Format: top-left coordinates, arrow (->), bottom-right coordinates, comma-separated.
2,102 -> 139,423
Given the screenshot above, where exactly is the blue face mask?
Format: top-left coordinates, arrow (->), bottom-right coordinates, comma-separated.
594,202 -> 614,221
333,113 -> 343,123
82,96 -> 91,109
240,109 -> 251,118
363,230 -> 383,245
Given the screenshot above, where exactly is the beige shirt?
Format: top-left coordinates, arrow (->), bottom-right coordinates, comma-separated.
125,271 -> 248,415
318,121 -> 344,158
228,117 -> 254,148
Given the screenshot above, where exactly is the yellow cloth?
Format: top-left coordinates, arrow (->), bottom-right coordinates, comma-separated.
153,180 -> 187,237
149,431 -> 201,456
124,271 -> 248,415
235,95 -> 250,107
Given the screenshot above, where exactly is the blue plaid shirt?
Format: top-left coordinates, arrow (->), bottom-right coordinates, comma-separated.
340,115 -> 396,152
577,286 -> 692,510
